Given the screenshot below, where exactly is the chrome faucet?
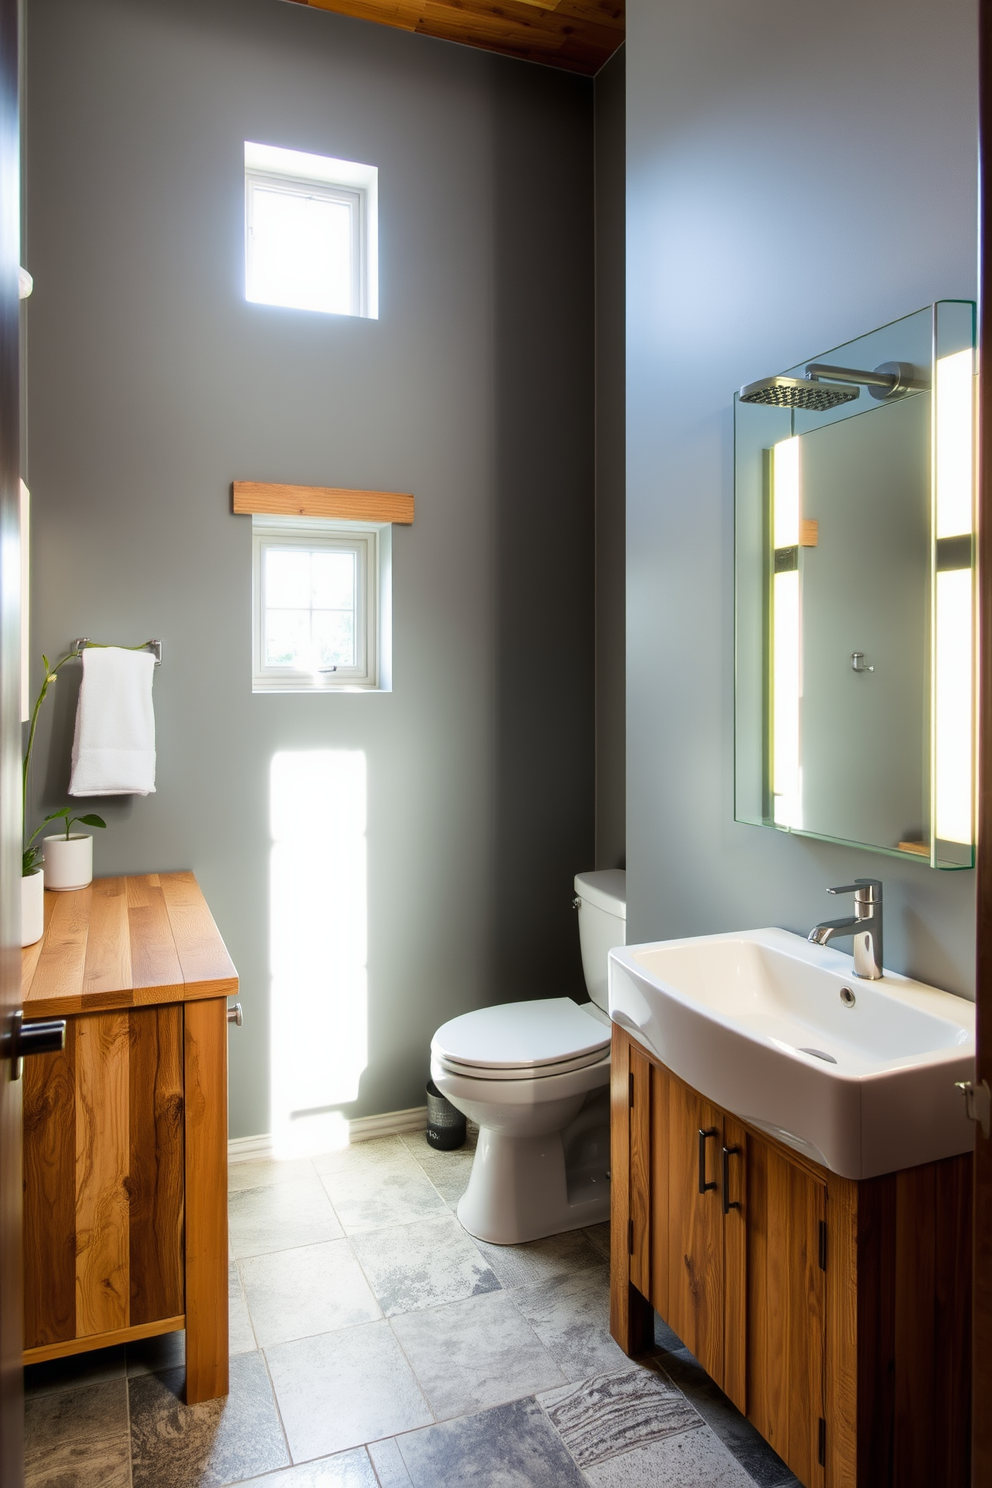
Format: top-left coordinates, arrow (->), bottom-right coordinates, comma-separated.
807,879 -> 883,979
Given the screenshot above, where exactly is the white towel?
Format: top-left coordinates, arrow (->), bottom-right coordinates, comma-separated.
69,647 -> 157,796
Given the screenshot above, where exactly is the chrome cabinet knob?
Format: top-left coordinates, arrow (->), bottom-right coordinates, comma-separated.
227,1002 -> 243,1027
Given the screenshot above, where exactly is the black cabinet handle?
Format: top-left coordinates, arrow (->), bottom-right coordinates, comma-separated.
698,1126 -> 718,1193
722,1144 -> 742,1214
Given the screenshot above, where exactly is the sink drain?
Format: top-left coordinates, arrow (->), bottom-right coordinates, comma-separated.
839,986 -> 856,1007
798,1047 -> 838,1064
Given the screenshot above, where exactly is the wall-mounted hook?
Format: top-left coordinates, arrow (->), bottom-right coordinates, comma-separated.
851,651 -> 874,673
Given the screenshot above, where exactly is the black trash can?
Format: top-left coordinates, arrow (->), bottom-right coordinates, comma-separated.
426,1079 -> 467,1151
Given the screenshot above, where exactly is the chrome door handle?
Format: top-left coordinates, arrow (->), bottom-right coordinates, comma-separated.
227,1002 -> 243,1027
3,1011 -> 66,1081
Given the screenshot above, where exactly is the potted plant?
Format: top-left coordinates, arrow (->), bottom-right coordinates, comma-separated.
40,807 -> 107,891
20,647 -> 104,940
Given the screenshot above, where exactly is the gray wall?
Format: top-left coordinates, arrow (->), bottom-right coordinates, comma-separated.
24,0 -> 596,1137
594,47 -> 626,871
625,0 -> 978,996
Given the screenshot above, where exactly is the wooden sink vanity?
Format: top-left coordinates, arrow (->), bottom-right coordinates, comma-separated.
609,1023 -> 973,1488
20,872 -> 237,1404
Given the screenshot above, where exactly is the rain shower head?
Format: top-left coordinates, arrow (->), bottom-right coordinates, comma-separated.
738,374 -> 860,411
739,360 -> 927,412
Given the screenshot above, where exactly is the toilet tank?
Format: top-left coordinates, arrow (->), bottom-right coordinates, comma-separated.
574,869 -> 626,1012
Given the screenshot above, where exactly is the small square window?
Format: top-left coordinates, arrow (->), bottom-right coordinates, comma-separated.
245,142 -> 378,319
252,517 -> 389,691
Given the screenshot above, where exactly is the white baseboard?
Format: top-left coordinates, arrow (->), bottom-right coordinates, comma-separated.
228,1105 -> 428,1164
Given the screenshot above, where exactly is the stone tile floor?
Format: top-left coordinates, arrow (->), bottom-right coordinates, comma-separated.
24,1130 -> 802,1488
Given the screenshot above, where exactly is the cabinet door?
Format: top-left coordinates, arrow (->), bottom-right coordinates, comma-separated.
746,1136 -> 826,1487
666,1077 -> 726,1388
23,1005 -> 184,1352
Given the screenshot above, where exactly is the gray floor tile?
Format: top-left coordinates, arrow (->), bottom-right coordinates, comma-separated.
24,1344 -> 126,1397
584,1223 -> 611,1257
229,1156 -> 316,1192
313,1136 -> 418,1178
474,1228 -> 607,1291
266,1319 -> 432,1461
25,1378 -> 130,1488
390,1290 -> 565,1420
583,1423 -> 757,1488
367,1437 -> 414,1487
229,1176 -> 343,1258
398,1397 -> 586,1488
241,1238 -> 381,1345
351,1213 -> 499,1316
129,1349 -> 289,1488
236,1448 -> 379,1486
539,1364 -> 700,1467
230,1261 -> 258,1355
321,1158 -> 448,1234
659,1349 -> 798,1486
400,1131 -> 477,1208
512,1268 -> 628,1382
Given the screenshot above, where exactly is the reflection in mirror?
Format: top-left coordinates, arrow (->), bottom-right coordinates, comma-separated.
734,302 -> 976,869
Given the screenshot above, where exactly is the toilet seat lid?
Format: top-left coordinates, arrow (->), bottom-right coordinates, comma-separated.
431,998 -> 611,1072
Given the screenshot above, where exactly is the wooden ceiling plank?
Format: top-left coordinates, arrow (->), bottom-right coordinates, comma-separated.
283,0 -> 623,73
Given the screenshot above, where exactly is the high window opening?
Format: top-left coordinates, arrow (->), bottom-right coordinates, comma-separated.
245,142 -> 378,318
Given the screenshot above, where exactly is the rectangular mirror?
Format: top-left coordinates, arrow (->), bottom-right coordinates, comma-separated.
734,301 -> 976,869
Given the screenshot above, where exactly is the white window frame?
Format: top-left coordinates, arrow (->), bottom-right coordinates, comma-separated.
244,141 -> 379,320
252,517 -> 387,692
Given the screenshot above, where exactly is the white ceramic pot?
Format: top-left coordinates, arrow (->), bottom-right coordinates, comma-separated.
21,870 -> 45,946
43,833 -> 94,892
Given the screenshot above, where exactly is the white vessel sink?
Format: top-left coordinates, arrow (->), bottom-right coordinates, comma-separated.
608,927 -> 975,1180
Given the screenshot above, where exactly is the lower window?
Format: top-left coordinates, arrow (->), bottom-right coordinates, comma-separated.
252,517 -> 389,692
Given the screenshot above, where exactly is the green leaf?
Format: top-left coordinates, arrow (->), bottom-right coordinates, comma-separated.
43,807 -> 69,823
76,814 -> 107,829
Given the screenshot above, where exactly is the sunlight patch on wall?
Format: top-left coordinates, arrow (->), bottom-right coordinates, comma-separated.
270,750 -> 368,1156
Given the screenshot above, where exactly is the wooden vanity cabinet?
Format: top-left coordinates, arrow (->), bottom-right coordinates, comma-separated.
20,873 -> 237,1404
610,1025 -> 971,1488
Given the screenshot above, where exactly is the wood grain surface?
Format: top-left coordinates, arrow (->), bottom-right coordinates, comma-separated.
648,1058 -> 671,1321
747,1134 -> 825,1486
824,1173 -> 858,1488
608,1025 -> 653,1355
232,481 -> 414,525
128,1006 -> 184,1327
23,1006 -> 188,1352
666,1078 -> 725,1386
22,873 -> 237,1019
184,998 -> 229,1404
23,1314 -> 185,1366
283,0 -> 624,75
22,1025 -> 75,1347
721,1115 -> 747,1414
628,1044 -> 651,1297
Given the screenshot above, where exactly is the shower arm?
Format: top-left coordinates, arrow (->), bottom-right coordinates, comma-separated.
806,362 -> 899,389
805,361 -> 929,397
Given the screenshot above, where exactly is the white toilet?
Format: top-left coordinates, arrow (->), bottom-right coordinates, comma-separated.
430,869 -> 626,1245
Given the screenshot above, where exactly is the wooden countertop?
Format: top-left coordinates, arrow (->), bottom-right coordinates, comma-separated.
22,871 -> 238,1019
